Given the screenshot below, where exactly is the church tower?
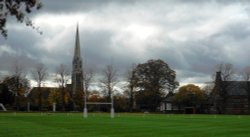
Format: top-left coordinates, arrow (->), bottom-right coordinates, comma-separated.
72,25 -> 83,95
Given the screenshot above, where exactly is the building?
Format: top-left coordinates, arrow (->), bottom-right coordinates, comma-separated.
72,24 -> 84,95
28,87 -> 58,110
71,25 -> 84,110
27,25 -> 84,111
210,72 -> 250,114
160,92 -> 175,112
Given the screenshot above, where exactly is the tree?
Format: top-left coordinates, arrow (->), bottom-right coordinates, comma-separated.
134,59 -> 178,111
32,63 -> 47,88
113,93 -> 129,112
242,66 -> 250,81
202,82 -> 214,95
10,60 -> 27,78
2,75 -> 30,110
214,63 -> 236,81
174,84 -> 207,108
125,64 -> 138,112
88,90 -> 102,102
4,61 -> 30,110
0,83 -> 14,106
31,63 -> 48,110
100,64 -> 118,102
55,64 -> 70,111
83,68 -> 94,97
87,90 -> 106,112
48,88 -> 62,107
241,66 -> 250,112
0,0 -> 42,38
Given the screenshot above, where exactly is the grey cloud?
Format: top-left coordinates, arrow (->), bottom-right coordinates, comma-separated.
80,29 -> 114,70
1,0 -> 250,86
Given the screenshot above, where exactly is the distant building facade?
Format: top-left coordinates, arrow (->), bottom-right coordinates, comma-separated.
210,72 -> 250,114
160,92 -> 176,112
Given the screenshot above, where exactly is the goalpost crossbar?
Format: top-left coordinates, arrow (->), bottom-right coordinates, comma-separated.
86,102 -> 112,105
84,101 -> 114,118
83,95 -> 114,118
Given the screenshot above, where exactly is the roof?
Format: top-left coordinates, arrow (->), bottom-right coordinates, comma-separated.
28,87 -> 59,98
162,92 -> 175,102
213,72 -> 249,96
223,81 -> 249,96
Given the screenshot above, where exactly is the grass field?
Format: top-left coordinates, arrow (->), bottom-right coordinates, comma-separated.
0,112 -> 250,137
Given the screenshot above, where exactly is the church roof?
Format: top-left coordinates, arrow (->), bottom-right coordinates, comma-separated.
162,92 -> 175,102
223,81 -> 249,96
28,87 -> 59,99
213,72 -> 249,96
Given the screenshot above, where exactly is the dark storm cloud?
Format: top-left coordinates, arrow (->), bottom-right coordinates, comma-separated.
41,0 -> 136,14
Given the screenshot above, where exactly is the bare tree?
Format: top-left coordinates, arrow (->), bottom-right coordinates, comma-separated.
215,63 -> 236,81
242,66 -> 250,81
55,64 -> 70,111
6,61 -> 30,110
10,60 -> 27,78
126,64 -> 137,112
31,63 -> 48,110
100,65 -> 118,102
202,82 -> 214,95
83,68 -> 94,96
81,67 -> 94,113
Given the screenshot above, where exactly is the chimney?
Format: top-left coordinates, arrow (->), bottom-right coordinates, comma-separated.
216,71 -> 222,82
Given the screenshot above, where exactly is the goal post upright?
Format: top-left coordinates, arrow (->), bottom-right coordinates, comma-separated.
83,89 -> 88,118
111,95 -> 114,118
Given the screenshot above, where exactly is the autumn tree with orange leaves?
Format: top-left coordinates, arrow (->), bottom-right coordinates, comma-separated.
174,84 -> 207,108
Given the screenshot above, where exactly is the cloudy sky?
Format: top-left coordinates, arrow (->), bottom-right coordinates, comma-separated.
1,0 -> 250,88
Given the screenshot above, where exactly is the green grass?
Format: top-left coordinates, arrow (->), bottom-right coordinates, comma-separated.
0,112 -> 250,137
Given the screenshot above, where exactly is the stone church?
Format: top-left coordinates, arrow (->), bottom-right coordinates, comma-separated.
210,72 -> 250,114
70,25 -> 85,111
27,25 -> 85,111
72,25 -> 84,95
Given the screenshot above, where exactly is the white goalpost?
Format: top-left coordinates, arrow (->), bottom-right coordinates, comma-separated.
0,103 -> 7,111
83,94 -> 114,118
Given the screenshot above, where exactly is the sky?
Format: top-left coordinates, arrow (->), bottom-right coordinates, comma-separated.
1,0 -> 250,88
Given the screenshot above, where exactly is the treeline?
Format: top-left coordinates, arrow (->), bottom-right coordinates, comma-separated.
0,59 -> 179,112
1,60 -> 250,112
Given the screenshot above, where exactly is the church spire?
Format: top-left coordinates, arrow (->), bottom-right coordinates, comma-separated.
74,24 -> 81,58
72,24 -> 83,96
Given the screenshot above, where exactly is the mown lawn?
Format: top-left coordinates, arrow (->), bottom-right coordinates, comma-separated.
0,112 -> 249,137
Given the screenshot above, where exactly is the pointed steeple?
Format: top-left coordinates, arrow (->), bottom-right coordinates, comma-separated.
72,24 -> 83,96
74,24 -> 81,59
